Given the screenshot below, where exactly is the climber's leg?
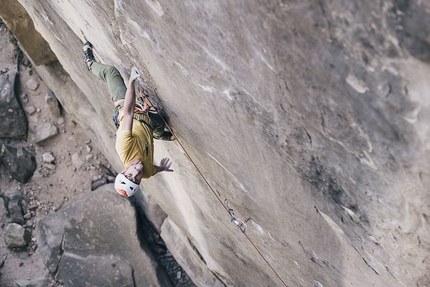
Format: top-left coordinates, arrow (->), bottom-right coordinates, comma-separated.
82,42 -> 126,111
89,62 -> 127,110
148,112 -> 166,138
148,112 -> 175,141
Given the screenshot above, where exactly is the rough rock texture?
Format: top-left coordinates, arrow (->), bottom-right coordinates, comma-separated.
4,223 -> 30,248
32,122 -> 58,144
45,91 -> 61,118
57,254 -> 135,287
15,274 -> 50,287
35,184 -> 171,287
1,192 -> 25,225
2,0 -> 430,286
0,0 -> 56,65
161,218 -> 225,287
25,78 -> 39,91
0,71 -> 27,140
0,144 -> 36,183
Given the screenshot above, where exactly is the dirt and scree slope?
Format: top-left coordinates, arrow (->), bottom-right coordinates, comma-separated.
0,19 -> 115,286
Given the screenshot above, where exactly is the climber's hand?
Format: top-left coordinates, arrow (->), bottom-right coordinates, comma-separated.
156,157 -> 173,173
130,67 -> 140,83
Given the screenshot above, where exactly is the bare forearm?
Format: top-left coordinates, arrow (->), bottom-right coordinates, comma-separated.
121,68 -> 140,131
123,67 -> 140,116
123,79 -> 136,116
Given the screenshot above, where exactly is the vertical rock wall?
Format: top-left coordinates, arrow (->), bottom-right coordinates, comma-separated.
1,0 -> 429,286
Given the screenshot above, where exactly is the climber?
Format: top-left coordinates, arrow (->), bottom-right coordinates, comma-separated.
82,41 -> 174,197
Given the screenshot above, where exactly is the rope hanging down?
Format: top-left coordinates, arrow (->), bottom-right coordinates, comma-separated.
139,89 -> 289,287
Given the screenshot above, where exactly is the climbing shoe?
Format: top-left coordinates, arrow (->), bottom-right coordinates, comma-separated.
154,131 -> 175,141
82,41 -> 95,69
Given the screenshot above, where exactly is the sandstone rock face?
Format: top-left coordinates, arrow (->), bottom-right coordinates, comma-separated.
0,0 -> 56,65
161,218 -> 225,287
35,184 -> 171,287
3,0 -> 430,286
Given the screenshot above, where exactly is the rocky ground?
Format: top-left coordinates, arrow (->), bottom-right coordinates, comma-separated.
0,19 -> 195,287
0,20 -> 115,286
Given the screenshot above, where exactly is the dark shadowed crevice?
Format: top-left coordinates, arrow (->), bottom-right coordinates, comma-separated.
129,196 -> 196,287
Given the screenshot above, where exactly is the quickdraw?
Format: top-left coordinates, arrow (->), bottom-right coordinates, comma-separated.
224,199 -> 251,233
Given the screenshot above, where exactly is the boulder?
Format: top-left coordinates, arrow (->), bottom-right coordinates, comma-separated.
24,105 -> 36,115
0,71 -> 27,140
4,223 -> 31,248
0,144 -> 36,183
56,254 -> 134,287
25,78 -> 39,91
35,184 -> 171,287
71,153 -> 83,169
41,152 -> 55,164
3,192 -> 25,225
45,91 -> 61,118
33,122 -> 58,144
35,214 -> 65,272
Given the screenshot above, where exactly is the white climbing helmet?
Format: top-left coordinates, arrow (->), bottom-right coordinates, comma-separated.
114,173 -> 140,197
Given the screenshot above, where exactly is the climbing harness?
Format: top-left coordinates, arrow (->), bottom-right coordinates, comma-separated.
141,89 -> 289,287
112,96 -> 154,131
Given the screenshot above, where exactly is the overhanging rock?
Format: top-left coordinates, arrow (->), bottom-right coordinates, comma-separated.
0,0 -> 57,65
161,217 -> 226,287
6,0 -> 430,286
